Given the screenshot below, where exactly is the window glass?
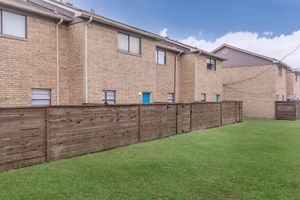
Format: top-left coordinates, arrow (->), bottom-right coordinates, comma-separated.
168,93 -> 174,103
0,10 -> 2,34
200,93 -> 206,102
102,90 -> 116,104
118,33 -> 129,51
130,36 -> 140,54
156,49 -> 166,65
207,58 -> 216,70
31,89 -> 51,106
2,11 -> 26,38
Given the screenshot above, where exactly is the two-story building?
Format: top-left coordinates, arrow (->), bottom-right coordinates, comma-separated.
213,44 -> 299,119
0,0 -> 225,107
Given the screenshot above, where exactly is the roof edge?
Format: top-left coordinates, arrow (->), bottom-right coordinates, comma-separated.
0,0 -> 71,21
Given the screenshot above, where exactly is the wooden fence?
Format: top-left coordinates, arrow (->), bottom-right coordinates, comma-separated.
275,101 -> 300,121
0,101 -> 242,172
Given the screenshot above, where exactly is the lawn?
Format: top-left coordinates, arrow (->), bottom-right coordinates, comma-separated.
0,119 -> 300,200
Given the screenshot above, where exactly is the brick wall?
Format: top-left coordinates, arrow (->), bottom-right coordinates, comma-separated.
178,54 -> 223,103
0,14 -> 61,106
0,12 -> 223,106
86,22 -> 177,104
222,65 -> 277,118
287,71 -> 300,96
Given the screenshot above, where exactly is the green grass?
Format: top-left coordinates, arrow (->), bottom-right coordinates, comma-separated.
1,119 -> 300,200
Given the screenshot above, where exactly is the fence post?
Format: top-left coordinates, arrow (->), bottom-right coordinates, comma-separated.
138,105 -> 141,142
240,101 -> 243,122
220,102 -> 223,126
175,104 -> 178,134
46,107 -> 51,162
189,104 -> 193,132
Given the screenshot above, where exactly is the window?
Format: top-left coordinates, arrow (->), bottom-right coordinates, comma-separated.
102,90 -> 116,104
168,93 -> 175,103
296,74 -> 298,82
278,66 -> 283,77
117,33 -> 141,55
31,89 -> 51,106
200,93 -> 206,102
0,10 -> 26,38
156,49 -> 166,65
207,58 -> 216,71
282,95 -> 285,101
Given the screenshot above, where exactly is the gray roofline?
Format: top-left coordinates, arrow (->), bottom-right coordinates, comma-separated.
213,44 -> 293,69
0,0 -> 72,21
46,0 -> 224,57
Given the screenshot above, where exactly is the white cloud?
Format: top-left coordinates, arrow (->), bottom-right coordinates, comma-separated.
159,28 -> 168,37
263,31 -> 273,37
179,31 -> 300,68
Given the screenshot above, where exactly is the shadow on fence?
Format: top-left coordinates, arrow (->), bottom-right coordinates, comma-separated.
0,101 -> 242,172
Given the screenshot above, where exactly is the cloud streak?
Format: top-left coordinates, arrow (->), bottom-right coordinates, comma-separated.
179,31 -> 300,68
159,28 -> 168,37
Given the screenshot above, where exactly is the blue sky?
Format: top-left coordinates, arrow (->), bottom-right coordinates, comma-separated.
66,0 -> 300,67
67,0 -> 299,40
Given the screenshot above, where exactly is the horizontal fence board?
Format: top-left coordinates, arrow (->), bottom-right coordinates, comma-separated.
275,101 -> 300,121
0,102 -> 242,171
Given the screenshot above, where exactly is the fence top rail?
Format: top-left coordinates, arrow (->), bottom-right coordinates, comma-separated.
0,101 -> 243,110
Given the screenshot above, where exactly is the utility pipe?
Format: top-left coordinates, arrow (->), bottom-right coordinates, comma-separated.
174,52 -> 183,102
194,52 -> 201,101
84,17 -> 93,103
56,18 -> 63,105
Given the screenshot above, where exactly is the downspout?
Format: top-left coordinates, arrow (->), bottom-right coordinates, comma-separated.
56,18 -> 63,105
174,52 -> 183,102
194,52 -> 201,101
84,17 -> 93,103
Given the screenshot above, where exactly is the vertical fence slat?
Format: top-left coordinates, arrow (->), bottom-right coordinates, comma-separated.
138,105 -> 141,142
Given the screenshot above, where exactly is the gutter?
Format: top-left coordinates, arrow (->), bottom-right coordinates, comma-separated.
84,16 -> 93,103
80,14 -> 165,41
194,52 -> 201,101
0,0 -> 71,21
192,49 -> 227,61
56,18 -> 63,105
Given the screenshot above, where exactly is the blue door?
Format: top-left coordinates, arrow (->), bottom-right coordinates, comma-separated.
142,92 -> 151,104
216,95 -> 220,103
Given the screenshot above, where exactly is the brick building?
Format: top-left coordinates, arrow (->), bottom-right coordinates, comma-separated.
213,44 -> 299,119
0,0 -> 225,106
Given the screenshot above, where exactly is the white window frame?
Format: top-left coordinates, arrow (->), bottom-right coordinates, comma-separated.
0,10 -> 27,38
31,88 -> 51,106
117,32 -> 141,55
200,93 -> 206,102
156,49 -> 166,65
102,90 -> 116,105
